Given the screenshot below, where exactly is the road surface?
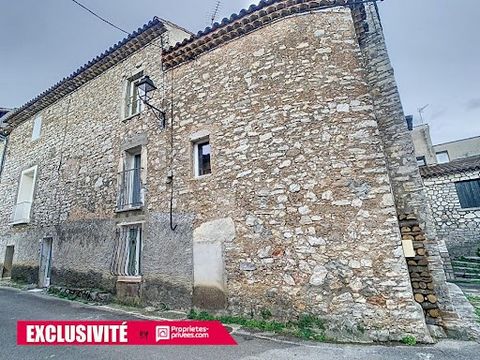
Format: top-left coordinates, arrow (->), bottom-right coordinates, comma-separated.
0,286 -> 479,360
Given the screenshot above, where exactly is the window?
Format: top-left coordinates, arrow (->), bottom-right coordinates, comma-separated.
455,179 -> 480,209
193,139 -> 211,177
436,151 -> 450,164
111,224 -> 142,277
416,156 -> 426,167
117,149 -> 143,210
32,115 -> 42,140
124,72 -> 144,118
13,166 -> 37,224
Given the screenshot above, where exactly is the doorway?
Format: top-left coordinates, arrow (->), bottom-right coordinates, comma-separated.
39,238 -> 53,287
2,245 -> 14,278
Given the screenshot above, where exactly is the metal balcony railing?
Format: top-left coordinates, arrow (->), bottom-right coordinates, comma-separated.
117,168 -> 143,211
12,201 -> 32,224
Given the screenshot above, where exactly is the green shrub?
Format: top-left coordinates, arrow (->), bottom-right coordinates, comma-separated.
260,309 -> 272,320
401,335 -> 417,346
188,309 -> 325,341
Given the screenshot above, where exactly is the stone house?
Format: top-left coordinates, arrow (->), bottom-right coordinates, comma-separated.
0,0 -> 475,342
421,157 -> 480,258
409,120 -> 480,259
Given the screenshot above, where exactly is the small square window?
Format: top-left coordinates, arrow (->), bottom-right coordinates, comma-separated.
416,156 -> 426,167
32,115 -> 42,140
193,139 -> 211,177
124,72 -> 144,119
436,151 -> 450,164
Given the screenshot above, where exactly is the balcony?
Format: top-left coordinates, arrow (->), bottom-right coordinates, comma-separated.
117,168 -> 143,212
12,201 -> 32,224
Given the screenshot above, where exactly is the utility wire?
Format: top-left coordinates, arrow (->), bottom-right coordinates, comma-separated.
70,0 -> 167,53
71,0 -> 130,35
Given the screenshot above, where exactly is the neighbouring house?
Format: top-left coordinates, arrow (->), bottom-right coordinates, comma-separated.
412,123 -> 480,166
0,108 -> 13,178
409,121 -> 480,259
0,108 -> 12,119
0,0 -> 476,342
421,157 -> 480,259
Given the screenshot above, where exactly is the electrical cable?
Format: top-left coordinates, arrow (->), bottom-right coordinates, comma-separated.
71,0 -> 130,35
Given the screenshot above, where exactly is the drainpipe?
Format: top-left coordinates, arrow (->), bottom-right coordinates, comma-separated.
0,133 -> 7,179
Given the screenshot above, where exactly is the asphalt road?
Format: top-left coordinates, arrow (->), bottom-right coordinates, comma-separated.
1,287 -> 479,360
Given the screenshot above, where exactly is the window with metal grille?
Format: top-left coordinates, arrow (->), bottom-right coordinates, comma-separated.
117,150 -> 142,210
193,139 -> 211,177
125,72 -> 144,118
110,224 -> 142,277
455,179 -> 480,209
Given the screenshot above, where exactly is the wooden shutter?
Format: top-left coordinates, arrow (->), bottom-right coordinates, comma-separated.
455,179 -> 480,208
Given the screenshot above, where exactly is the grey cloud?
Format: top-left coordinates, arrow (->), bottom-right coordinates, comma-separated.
466,98 -> 480,111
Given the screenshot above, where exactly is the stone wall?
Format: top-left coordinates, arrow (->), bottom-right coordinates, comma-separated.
352,3 -> 456,333
423,170 -> 480,258
161,8 -> 430,341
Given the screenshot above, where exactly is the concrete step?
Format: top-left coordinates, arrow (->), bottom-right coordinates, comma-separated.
452,260 -> 480,269
454,272 -> 480,279
462,256 -> 480,263
453,263 -> 480,272
453,267 -> 480,279
451,279 -> 480,286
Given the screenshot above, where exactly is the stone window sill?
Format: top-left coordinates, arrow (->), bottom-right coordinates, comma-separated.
11,220 -> 30,226
193,174 -> 212,181
115,205 -> 144,213
117,276 -> 142,283
122,112 -> 142,122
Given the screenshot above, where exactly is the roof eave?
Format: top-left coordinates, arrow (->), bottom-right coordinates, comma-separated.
4,18 -> 167,132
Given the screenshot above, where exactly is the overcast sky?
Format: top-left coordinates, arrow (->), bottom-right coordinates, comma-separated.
1,0 -> 478,144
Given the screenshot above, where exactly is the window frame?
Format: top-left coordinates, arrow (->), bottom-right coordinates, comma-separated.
123,224 -> 142,277
112,222 -> 143,280
436,151 -> 450,164
124,72 -> 144,119
455,179 -> 480,209
193,138 -> 212,178
12,165 -> 38,224
32,115 -> 42,141
416,156 -> 426,167
117,147 -> 143,211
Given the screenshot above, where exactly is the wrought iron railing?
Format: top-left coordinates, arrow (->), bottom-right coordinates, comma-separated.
12,201 -> 32,224
117,168 -> 143,210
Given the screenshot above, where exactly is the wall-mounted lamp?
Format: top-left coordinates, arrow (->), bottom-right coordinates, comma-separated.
136,75 -> 166,128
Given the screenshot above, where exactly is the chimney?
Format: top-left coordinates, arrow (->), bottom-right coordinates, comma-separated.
405,115 -> 414,131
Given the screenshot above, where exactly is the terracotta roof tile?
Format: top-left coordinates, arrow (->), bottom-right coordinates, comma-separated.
420,156 -> 480,178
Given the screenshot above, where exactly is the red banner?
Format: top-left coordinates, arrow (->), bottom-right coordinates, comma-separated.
17,320 -> 237,346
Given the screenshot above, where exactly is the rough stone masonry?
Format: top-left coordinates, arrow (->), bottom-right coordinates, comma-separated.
0,0 -> 467,342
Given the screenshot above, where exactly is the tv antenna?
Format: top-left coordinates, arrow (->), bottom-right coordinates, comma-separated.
417,104 -> 429,124
210,1 -> 221,26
